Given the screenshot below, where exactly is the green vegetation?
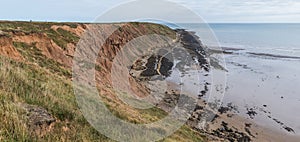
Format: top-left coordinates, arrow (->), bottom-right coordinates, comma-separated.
0,21 -> 205,142
162,125 -> 206,142
131,22 -> 176,39
0,21 -> 78,34
0,56 -> 111,141
0,55 -> 205,141
104,97 -> 168,124
46,28 -> 79,50
13,42 -> 71,77
0,90 -> 29,141
0,21 -> 80,51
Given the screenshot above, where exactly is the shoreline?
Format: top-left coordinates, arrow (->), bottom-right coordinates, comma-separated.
202,36 -> 300,141
0,20 -> 298,141
134,28 -> 300,141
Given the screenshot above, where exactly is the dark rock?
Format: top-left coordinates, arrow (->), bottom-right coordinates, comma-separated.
245,123 -> 252,128
244,127 -> 255,138
159,54 -> 174,77
238,135 -> 251,142
21,104 -> 56,136
218,106 -> 230,114
246,108 -> 257,119
284,126 -> 295,133
140,55 -> 160,77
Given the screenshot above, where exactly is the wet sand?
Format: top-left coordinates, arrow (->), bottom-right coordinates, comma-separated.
129,29 -> 300,141
211,47 -> 300,141
176,31 -> 300,141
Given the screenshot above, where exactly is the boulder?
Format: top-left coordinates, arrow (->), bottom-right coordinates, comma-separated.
20,104 -> 56,136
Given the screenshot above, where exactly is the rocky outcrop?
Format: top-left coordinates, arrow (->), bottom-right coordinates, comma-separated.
20,104 -> 56,137
0,21 -> 254,141
0,37 -> 23,61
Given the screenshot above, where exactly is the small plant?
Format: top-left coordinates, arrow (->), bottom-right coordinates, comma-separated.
0,21 -> 205,141
13,42 -> 71,77
46,28 -> 79,50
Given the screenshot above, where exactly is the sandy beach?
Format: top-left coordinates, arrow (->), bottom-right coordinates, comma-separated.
131,28 -> 300,141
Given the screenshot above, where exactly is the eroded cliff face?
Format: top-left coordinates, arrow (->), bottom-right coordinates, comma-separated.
0,37 -> 23,60
0,21 -> 256,142
1,21 -> 297,142
0,22 -> 174,87
0,22 -> 86,66
86,23 -> 177,99
0,22 -> 175,74
1,21 -> 208,141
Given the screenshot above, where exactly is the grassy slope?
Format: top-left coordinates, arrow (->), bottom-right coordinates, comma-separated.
0,21 -> 205,142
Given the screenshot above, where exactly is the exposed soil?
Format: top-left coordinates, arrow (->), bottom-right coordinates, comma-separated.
1,21 -> 299,142
0,37 -> 23,60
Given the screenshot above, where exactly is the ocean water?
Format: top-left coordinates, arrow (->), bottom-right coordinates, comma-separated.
178,23 -> 300,135
209,23 -> 300,57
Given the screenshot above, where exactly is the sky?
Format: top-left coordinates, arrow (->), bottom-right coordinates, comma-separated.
1,0 -> 300,23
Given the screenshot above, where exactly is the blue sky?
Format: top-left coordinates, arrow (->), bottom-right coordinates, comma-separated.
1,0 -> 300,23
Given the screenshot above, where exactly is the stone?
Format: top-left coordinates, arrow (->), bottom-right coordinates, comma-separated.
20,103 -> 56,136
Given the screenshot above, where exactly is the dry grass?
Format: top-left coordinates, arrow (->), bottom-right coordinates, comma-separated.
0,56 -> 112,141
0,55 -> 205,141
0,21 -> 205,142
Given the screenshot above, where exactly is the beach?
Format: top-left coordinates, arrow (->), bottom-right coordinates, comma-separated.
194,23 -> 300,141
127,26 -> 300,141
0,21 -> 299,141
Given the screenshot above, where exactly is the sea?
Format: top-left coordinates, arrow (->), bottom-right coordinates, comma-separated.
173,23 -> 300,135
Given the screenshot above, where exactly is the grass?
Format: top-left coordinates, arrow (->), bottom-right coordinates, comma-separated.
13,41 -> 71,77
0,55 -> 205,141
162,125 -> 206,142
0,21 -> 205,142
46,28 -> 79,50
0,56 -> 113,141
131,22 -> 176,39
0,21 -> 80,51
0,91 -> 30,141
103,95 -> 168,124
0,21 -> 78,34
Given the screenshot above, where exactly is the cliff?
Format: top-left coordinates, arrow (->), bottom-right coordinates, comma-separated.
0,21 -> 206,141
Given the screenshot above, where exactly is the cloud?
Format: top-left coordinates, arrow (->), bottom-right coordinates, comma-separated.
0,0 -> 300,22
169,0 -> 300,22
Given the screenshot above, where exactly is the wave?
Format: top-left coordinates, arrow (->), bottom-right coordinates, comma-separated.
247,52 -> 300,59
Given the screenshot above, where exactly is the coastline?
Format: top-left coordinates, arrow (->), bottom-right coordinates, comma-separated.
0,20 -> 299,141
138,28 -> 300,142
